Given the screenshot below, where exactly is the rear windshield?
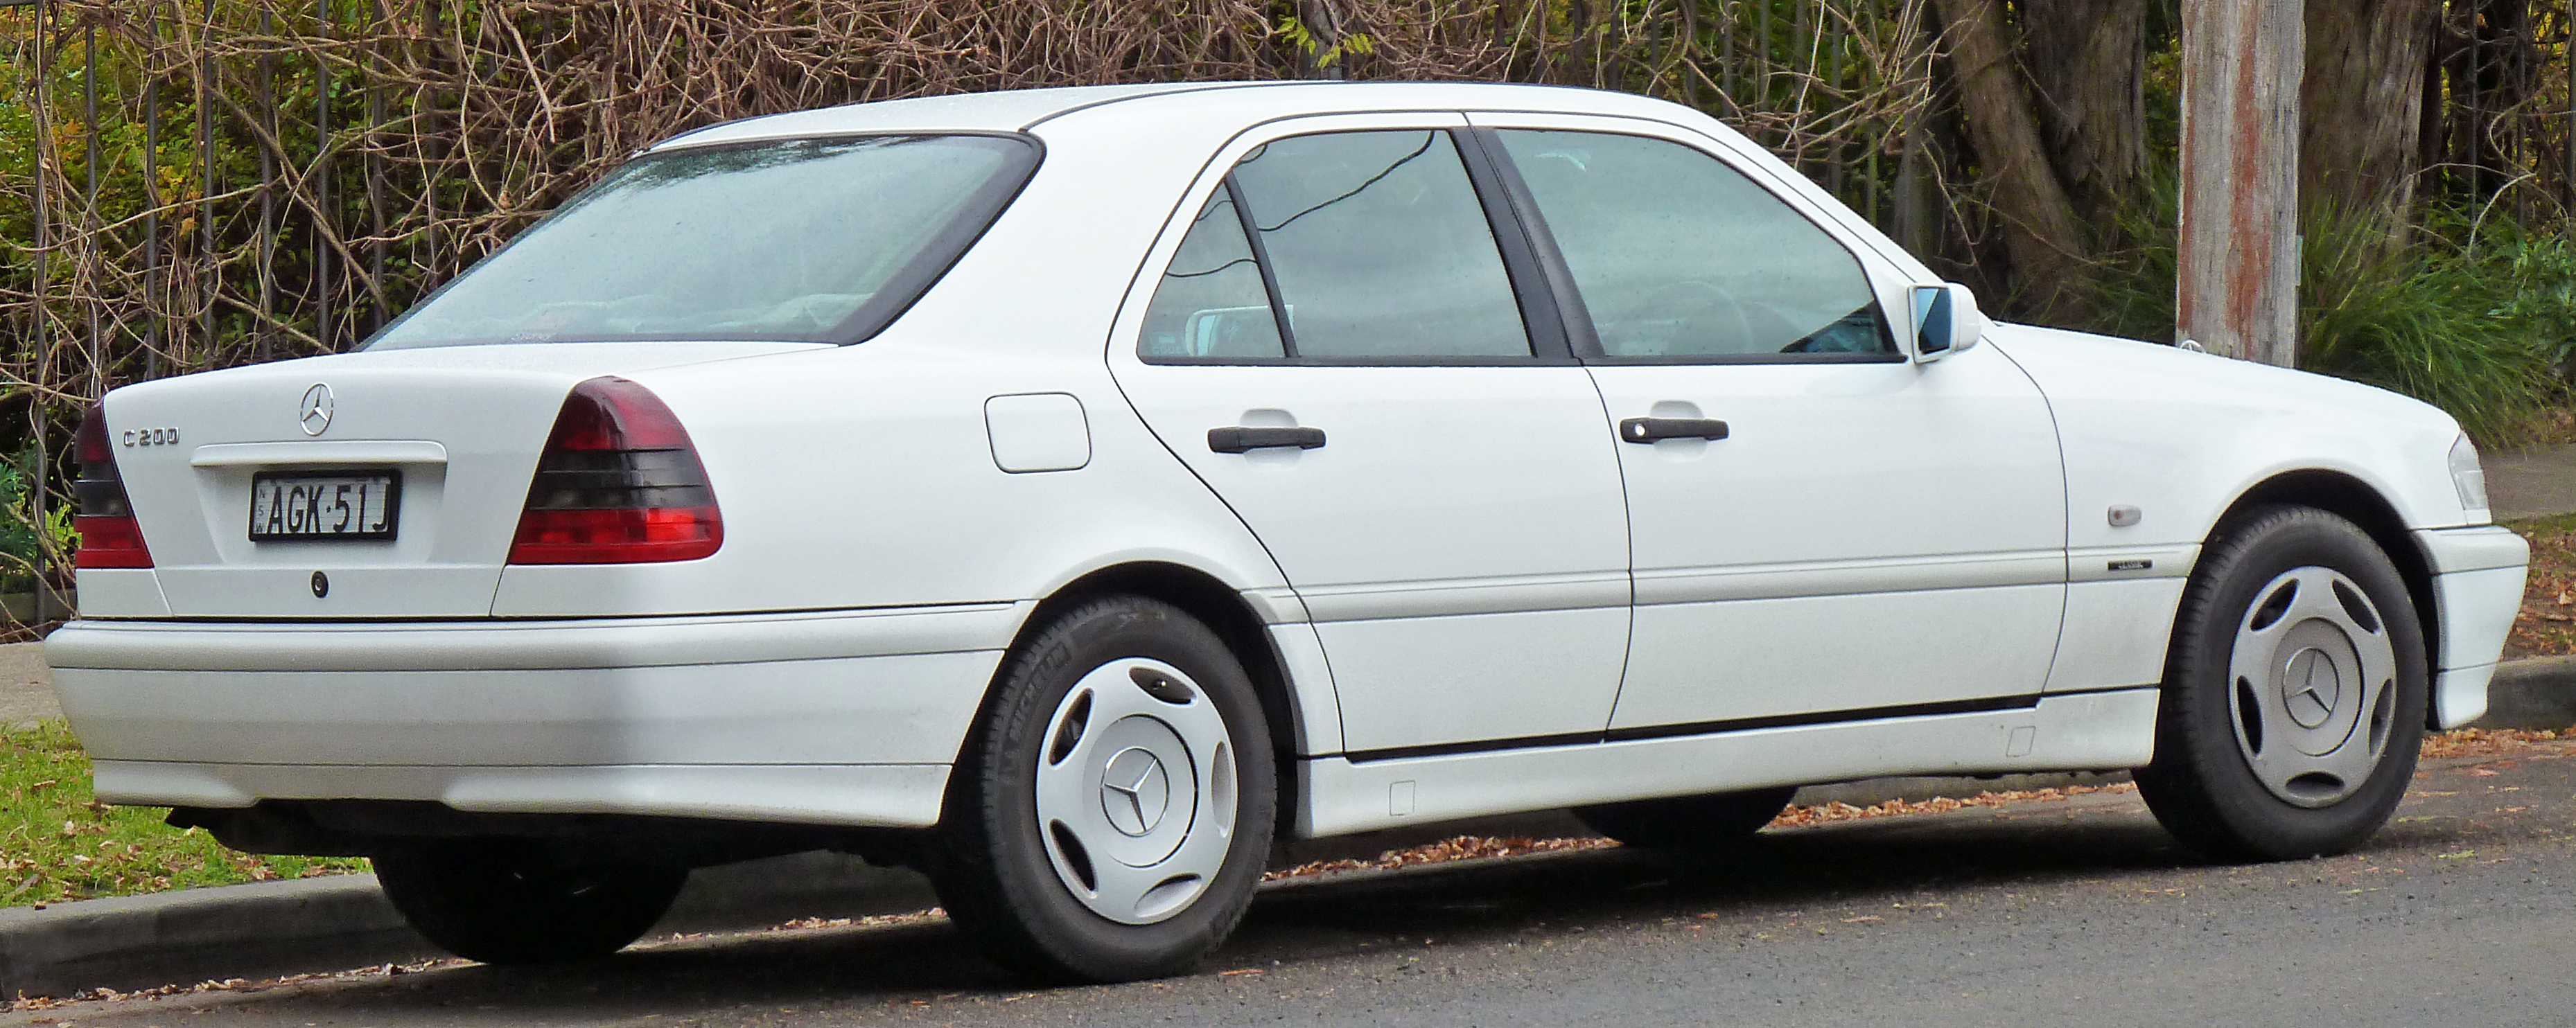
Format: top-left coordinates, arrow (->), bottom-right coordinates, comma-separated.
369,134 -> 1040,349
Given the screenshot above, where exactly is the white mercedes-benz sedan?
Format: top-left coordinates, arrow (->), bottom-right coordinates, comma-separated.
49,81 -> 2528,982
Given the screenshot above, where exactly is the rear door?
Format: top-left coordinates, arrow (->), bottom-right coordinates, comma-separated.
1469,115 -> 2069,732
1108,116 -> 1633,757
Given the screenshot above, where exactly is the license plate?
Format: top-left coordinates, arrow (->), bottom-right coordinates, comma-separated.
248,471 -> 401,541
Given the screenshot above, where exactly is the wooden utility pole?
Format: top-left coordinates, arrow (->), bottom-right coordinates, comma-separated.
2178,0 -> 2303,367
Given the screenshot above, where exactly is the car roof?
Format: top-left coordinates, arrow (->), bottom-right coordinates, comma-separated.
642,79 -> 1939,292
650,80 -> 1693,151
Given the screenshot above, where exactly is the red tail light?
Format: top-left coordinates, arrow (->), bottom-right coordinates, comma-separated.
74,402 -> 154,569
507,378 -> 722,565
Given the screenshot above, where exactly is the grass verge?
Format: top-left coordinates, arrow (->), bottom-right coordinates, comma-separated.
2,721 -> 363,909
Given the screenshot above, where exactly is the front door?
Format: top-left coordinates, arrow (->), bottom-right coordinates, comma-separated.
1475,119 -> 2069,732
1109,119 -> 1634,756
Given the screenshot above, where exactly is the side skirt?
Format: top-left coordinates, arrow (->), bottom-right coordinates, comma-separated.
1294,687 -> 2159,838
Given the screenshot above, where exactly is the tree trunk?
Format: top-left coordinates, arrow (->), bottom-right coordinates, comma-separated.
2021,0 -> 2148,242
2418,19 -> 2448,183
1929,0 -> 2092,322
2468,0 -> 2534,202
2300,0 -> 2441,221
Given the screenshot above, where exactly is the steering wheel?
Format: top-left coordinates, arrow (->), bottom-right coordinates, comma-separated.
1776,304 -> 1880,355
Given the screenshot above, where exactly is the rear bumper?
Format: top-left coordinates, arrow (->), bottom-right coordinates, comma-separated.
45,603 -> 1028,827
2413,525 -> 2532,729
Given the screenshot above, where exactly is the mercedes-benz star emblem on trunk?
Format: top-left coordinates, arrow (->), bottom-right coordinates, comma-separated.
298,384 -> 334,436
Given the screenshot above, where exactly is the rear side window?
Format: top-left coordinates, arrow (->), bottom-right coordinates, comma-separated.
1139,189 -> 1286,360
1141,130 -> 1532,362
1493,130 -> 1891,360
370,134 -> 1039,349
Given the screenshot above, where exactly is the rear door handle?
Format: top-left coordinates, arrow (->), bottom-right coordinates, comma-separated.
1208,425 -> 1327,453
1618,417 -> 1729,443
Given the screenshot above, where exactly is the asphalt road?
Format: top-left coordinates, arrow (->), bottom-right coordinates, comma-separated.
14,740 -> 2576,1028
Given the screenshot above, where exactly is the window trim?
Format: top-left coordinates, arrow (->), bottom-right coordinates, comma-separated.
1220,174 -> 1302,358
1139,353 -> 1584,368
1580,351 -> 1904,366
1135,125 -> 1553,368
1462,127 -> 1598,362
1454,129 -> 1575,360
1472,124 -> 1906,366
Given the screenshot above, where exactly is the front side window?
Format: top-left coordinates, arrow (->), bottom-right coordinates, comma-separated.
1493,130 -> 1891,360
1141,130 -> 1532,362
371,134 -> 1039,349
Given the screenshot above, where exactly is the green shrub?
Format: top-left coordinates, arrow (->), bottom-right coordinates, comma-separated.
2299,206 -> 2563,446
2473,216 -> 2576,383
0,459 -> 51,594
2080,186 -> 2567,447
2080,165 -> 2183,347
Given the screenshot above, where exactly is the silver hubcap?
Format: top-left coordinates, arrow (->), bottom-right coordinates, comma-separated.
1035,658 -> 1238,924
2226,566 -> 2400,808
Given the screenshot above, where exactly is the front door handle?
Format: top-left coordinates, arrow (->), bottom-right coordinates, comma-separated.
1619,417 -> 1729,443
1209,425 -> 1327,453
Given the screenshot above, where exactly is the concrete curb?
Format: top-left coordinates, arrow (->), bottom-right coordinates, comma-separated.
0,874 -> 423,1000
1,851 -> 937,1000
2471,655 -> 2576,730
9,654 -> 2575,999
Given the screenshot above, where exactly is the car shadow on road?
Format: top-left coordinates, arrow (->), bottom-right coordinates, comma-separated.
119,803 -> 2233,1022
1232,804 -> 2197,958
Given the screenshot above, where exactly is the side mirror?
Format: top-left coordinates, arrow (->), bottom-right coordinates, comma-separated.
1910,283 -> 1984,362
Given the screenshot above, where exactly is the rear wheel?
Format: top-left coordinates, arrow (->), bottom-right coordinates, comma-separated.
2135,506 -> 2428,860
929,596 -> 1277,983
372,840 -> 685,965
1574,788 -> 1796,851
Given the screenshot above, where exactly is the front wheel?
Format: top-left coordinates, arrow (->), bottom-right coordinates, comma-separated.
929,596 -> 1278,983
2135,506 -> 2428,860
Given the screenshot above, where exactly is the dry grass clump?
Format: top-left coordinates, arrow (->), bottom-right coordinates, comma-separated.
1767,782 -> 2138,828
2508,513 -> 2576,657
1267,834 -> 1616,879
2419,726 -> 2566,760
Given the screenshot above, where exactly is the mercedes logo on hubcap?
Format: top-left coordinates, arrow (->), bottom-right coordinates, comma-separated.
297,383 -> 335,436
2281,647 -> 2342,729
1100,746 -> 1173,838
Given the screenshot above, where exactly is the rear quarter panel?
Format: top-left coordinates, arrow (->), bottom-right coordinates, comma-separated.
489,112 -> 1293,619
487,339 -> 1288,616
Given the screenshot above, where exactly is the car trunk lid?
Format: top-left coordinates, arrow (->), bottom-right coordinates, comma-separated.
98,341 -> 818,619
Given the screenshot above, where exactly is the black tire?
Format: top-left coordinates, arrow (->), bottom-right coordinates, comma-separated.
1574,787 -> 1796,850
2135,505 -> 2428,861
372,840 -> 686,965
929,596 -> 1279,983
